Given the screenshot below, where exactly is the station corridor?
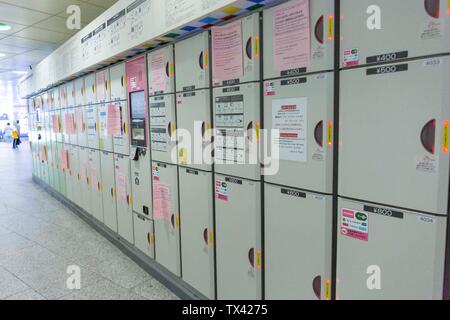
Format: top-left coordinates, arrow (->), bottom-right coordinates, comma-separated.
0,142 -> 178,300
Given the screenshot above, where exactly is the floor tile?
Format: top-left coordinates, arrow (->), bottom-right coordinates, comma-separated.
0,267 -> 31,299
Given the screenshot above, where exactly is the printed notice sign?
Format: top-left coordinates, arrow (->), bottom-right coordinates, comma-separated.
273,0 -> 310,72
153,183 -> 171,220
215,180 -> 228,201
272,98 -> 307,162
117,172 -> 127,204
61,150 -> 69,170
340,209 -> 369,242
150,50 -> 166,95
212,21 -> 244,83
107,104 -> 122,136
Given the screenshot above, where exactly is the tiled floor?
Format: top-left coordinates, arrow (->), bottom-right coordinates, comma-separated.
0,141 -> 178,300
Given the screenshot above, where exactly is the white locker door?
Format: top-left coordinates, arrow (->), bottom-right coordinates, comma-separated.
101,151 -> 118,232
264,183 -> 332,300
115,153 -> 134,244
215,174 -> 262,299
57,143 -> 67,197
341,0 -> 450,68
61,109 -> 69,143
264,0 -> 335,79
175,31 -> 210,92
179,168 -> 215,299
96,69 -> 111,104
112,101 -> 130,156
74,78 -> 84,107
51,143 -> 60,192
133,214 -> 155,259
55,110 -> 63,143
152,161 -> 181,276
76,106 -> 88,147
336,198 -> 447,300
84,73 -> 96,105
176,89 -> 212,171
263,73 -> 334,193
66,145 -> 77,204
130,146 -> 152,217
213,83 -> 261,180
339,58 -> 450,214
98,104 -> 114,152
148,46 -> 175,96
110,63 -> 127,101
78,147 -> 91,214
59,85 -> 67,109
89,149 -> 104,222
66,108 -> 77,146
67,81 -> 76,108
149,94 -> 177,164
87,105 -> 100,149
212,13 -> 260,87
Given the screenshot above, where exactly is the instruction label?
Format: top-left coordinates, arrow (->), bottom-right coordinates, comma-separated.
343,48 -> 359,67
340,208 -> 369,242
215,180 -> 228,201
272,98 -> 307,162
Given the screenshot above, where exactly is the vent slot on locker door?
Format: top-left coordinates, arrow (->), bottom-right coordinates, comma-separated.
421,119 -> 436,154
246,37 -> 252,59
424,0 -> 440,18
314,121 -> 324,147
315,16 -> 324,44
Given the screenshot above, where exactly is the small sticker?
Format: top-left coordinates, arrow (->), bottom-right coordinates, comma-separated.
152,165 -> 160,181
215,180 -> 228,201
418,215 -> 435,224
416,155 -> 438,173
423,58 -> 442,67
264,81 -> 275,96
343,48 -> 359,67
340,208 -> 369,242
420,21 -> 443,40
315,73 -> 327,80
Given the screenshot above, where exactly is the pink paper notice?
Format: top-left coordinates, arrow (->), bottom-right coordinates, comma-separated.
65,113 -> 75,134
150,50 -> 166,95
116,172 -> 127,204
153,183 -> 171,221
97,72 -> 106,102
52,115 -> 60,133
273,0 -> 310,71
61,150 -> 69,170
40,146 -> 47,162
90,166 -> 98,190
212,20 -> 244,82
75,110 -> 84,133
107,104 -> 122,136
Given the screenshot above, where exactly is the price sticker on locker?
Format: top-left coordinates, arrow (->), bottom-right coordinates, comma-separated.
340,209 -> 369,242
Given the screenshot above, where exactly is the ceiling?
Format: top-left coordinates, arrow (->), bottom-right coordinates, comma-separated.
0,0 -> 118,88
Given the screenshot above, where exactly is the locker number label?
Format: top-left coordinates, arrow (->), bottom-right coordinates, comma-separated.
340,209 -> 369,242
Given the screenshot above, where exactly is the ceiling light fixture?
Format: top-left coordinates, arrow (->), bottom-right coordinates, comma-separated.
0,53 -> 6,57
0,22 -> 12,31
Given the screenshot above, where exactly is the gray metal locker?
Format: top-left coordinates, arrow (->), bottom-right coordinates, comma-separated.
98,103 -> 114,152
66,144 -> 77,204
86,105 -> 100,149
341,0 -> 450,68
76,106 -> 88,147
115,153 -> 134,244
264,0 -> 335,79
263,72 -> 334,193
336,197 -> 447,300
112,100 -> 130,156
176,89 -> 212,171
50,142 -> 60,192
110,63 -> 127,101
67,81 -> 76,108
179,168 -> 215,299
84,73 -> 97,105
149,94 -> 177,164
59,84 -> 67,109
212,13 -> 260,87
175,31 -> 210,92
74,77 -> 84,107
101,151 -> 118,232
339,57 -> 450,214
88,149 -> 104,223
78,146 -> 91,214
56,142 -> 67,197
96,68 -> 111,104
65,108 -> 77,146
264,183 -> 332,300
215,174 -> 262,299
130,146 -> 152,218
147,46 -> 175,96
133,214 -> 155,259
61,108 -> 69,144
152,161 -> 181,277
213,83 -> 261,180
55,109 -> 63,143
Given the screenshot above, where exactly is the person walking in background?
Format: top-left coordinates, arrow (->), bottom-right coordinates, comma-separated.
3,123 -> 13,143
12,120 -> 21,149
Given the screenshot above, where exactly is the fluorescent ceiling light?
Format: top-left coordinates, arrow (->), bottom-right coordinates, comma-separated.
12,71 -> 28,74
0,22 -> 12,31
0,53 -> 6,57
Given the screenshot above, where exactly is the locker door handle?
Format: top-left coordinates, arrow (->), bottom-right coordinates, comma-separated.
126,195 -> 130,205
168,122 -> 173,138
111,187 -> 114,198
171,214 -> 175,228
312,275 -> 322,300
314,121 -> 324,147
424,0 -> 440,18
246,37 -> 252,59
147,232 -> 154,247
315,15 -> 324,44
421,119 -> 436,154
203,228 -> 208,245
201,121 -> 206,139
248,248 -> 255,268
121,76 -> 124,88
165,62 -> 170,78
97,182 -> 101,191
199,51 -> 204,70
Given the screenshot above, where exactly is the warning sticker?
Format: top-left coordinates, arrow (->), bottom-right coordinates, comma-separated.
340,208 -> 369,242
264,81 -> 275,96
420,21 -> 443,40
215,180 -> 228,201
343,48 -> 359,67
416,155 -> 438,173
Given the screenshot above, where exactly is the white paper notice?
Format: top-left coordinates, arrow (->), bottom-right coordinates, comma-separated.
150,50 -> 166,95
272,98 -> 307,162
273,0 -> 310,71
212,21 -> 244,83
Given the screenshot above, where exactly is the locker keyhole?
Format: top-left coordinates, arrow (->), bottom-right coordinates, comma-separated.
424,0 -> 440,18
315,15 -> 324,44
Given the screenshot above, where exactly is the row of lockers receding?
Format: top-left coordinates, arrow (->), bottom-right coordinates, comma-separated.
31,54 -> 450,216
29,0 -> 450,109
